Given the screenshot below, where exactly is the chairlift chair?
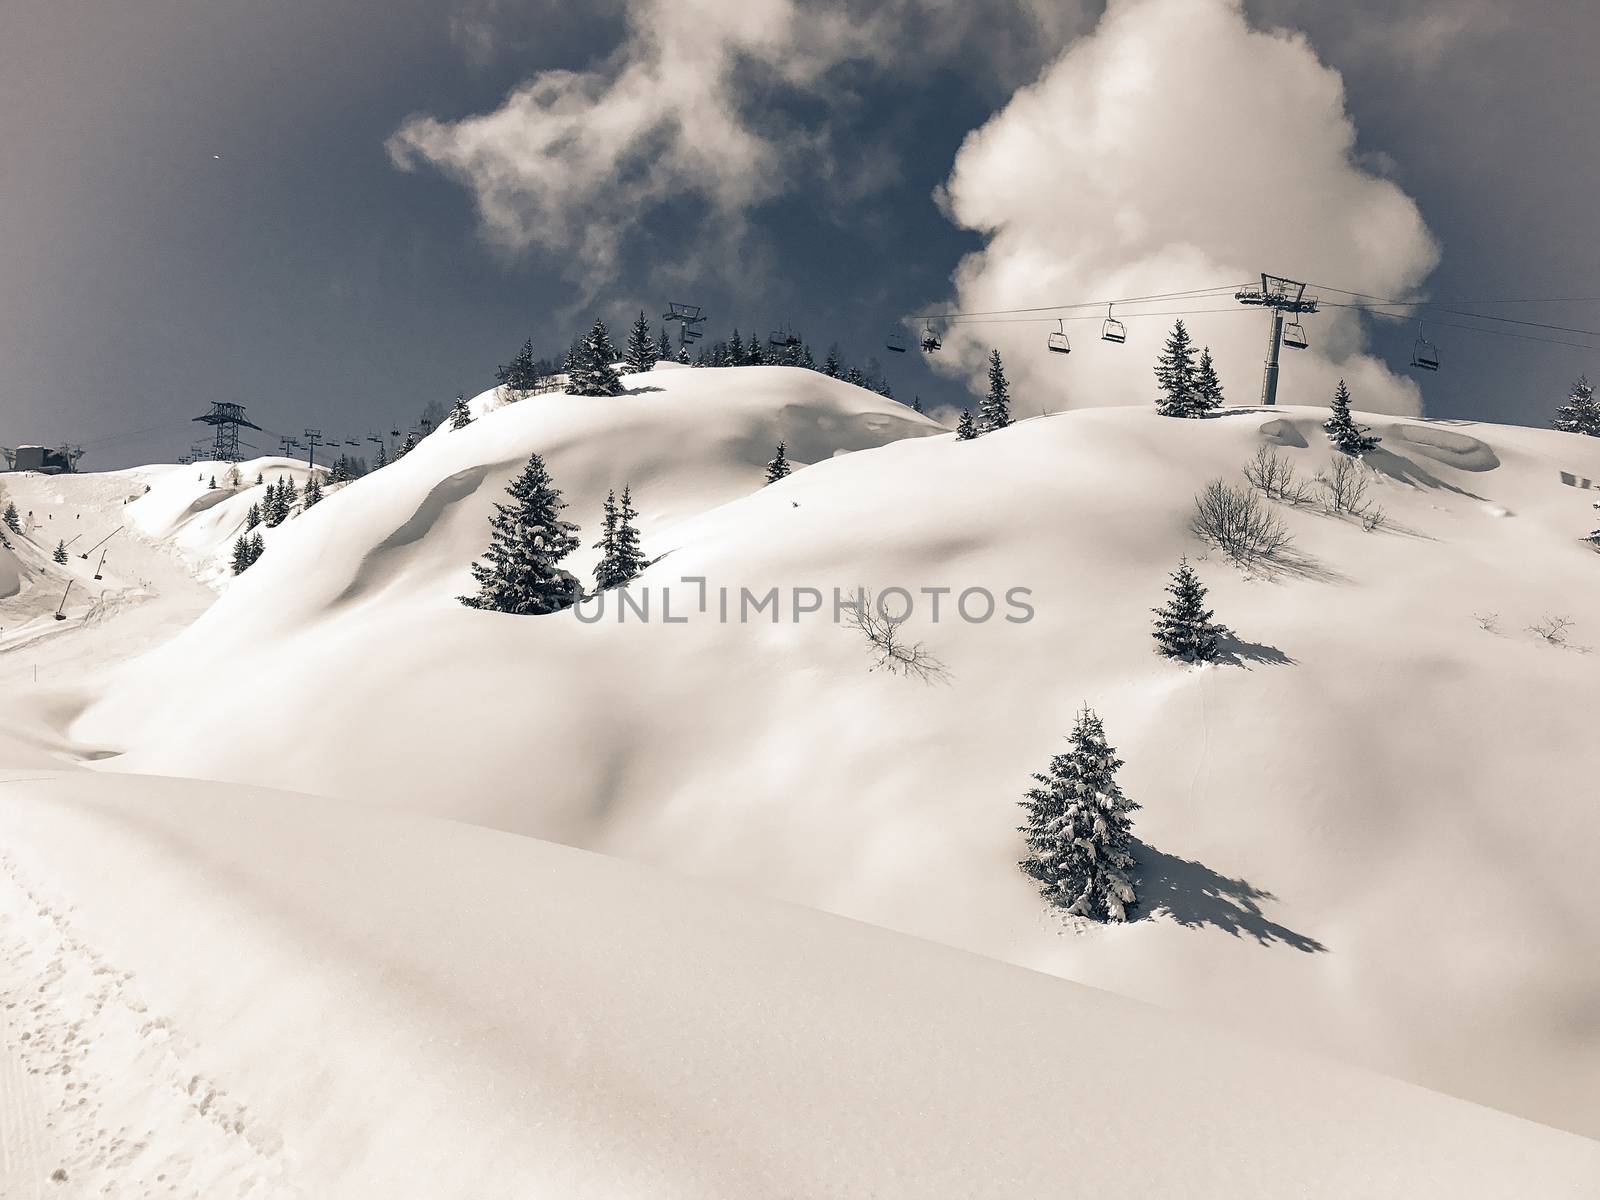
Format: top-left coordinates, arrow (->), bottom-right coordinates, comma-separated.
920,324 -> 942,353
1283,319 -> 1309,350
885,330 -> 909,353
1411,326 -> 1440,371
1047,318 -> 1071,354
1101,303 -> 1126,344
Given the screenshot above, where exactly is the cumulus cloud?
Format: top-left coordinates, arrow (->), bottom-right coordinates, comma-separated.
928,0 -> 1440,417
389,0 -> 1090,296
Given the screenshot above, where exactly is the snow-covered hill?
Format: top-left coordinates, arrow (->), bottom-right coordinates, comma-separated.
40,364 -> 1596,1138
2,771 -> 1595,1198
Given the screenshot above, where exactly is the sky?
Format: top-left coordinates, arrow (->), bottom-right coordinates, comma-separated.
3,0 -> 1600,469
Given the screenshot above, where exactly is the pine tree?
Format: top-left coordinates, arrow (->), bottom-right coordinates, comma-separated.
497,338 -> 538,396
1151,558 -> 1225,662
395,432 -> 419,460
658,328 -> 673,359
800,344 -> 817,371
569,319 -> 625,397
843,365 -> 866,388
2,502 -> 20,536
980,349 -> 1012,431
1552,375 -> 1600,436
208,475 -> 217,490
593,485 -> 647,589
303,473 -> 324,509
1018,708 -> 1140,921
746,334 -> 765,365
765,441 -> 792,485
1154,319 -> 1199,417
822,346 -> 841,378
245,502 -> 261,532
459,452 -> 582,614
955,409 -> 978,440
1323,380 -> 1380,456
231,535 -> 254,576
374,442 -> 389,469
624,310 -> 658,374
248,531 -> 264,565
256,472 -> 264,486
592,489 -> 619,589
1192,346 -> 1224,415
728,329 -> 744,365
53,540 -> 68,565
676,345 -> 690,365
282,475 -> 300,513
450,394 -> 473,430
263,481 -> 284,528
225,463 -> 242,489
911,396 -> 923,413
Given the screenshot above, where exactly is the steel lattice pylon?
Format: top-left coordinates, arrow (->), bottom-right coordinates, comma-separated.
191,402 -> 263,463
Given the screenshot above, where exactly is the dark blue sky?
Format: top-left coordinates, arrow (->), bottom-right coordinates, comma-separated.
4,0 -> 1599,468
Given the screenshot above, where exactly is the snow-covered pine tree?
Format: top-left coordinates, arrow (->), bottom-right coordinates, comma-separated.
843,365 -> 867,388
248,531 -> 264,565
822,346 -> 841,377
208,475 -> 217,490
1553,375 -> 1600,436
800,344 -> 817,370
459,452 -> 582,614
1151,557 -> 1225,662
1018,707 -> 1140,921
396,432 -> 419,459
263,481 -> 285,528
303,473 -> 324,509
569,319 -> 625,397
624,310 -> 657,374
1193,346 -> 1224,415
282,475 -> 300,514
374,442 -> 389,469
728,329 -> 744,365
245,502 -> 261,532
496,338 -> 538,397
746,335 -> 765,365
591,489 -> 619,589
911,396 -> 923,413
231,535 -> 254,576
612,485 -> 645,582
329,457 -> 350,485
956,409 -> 978,440
255,472 -> 264,486
53,540 -> 68,564
1323,379 -> 1380,456
980,349 -> 1012,431
765,441 -> 792,485
450,394 -> 473,430
658,328 -> 673,360
3,501 -> 20,535
676,345 -> 690,365
1154,319 -> 1199,416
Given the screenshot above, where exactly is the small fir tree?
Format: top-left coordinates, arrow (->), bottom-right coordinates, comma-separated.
225,463 -> 242,489
624,310 -> 658,374
746,335 -> 765,365
1018,708 -> 1140,922
450,393 -> 473,430
822,346 -> 841,377
843,365 -> 867,388
255,472 -> 264,486
374,442 -> 389,469
676,344 -> 690,365
303,473 -> 324,509
1151,558 -> 1225,662
569,319 -> 625,397
980,349 -> 1012,431
208,475 -> 217,490
396,432 -> 419,459
728,329 -> 745,364
282,475 -> 300,513
248,531 -> 264,565
765,441 -> 792,485
3,501 -> 20,535
593,485 -> 646,589
231,535 -> 254,576
1552,375 -> 1600,436
459,452 -> 581,614
658,328 -> 673,359
1154,319 -> 1199,417
1192,346 -> 1224,415
263,480 -> 285,528
244,502 -> 261,532
496,338 -> 538,396
956,409 -> 978,440
1323,380 -> 1380,456
592,489 -> 619,588
53,540 -> 68,564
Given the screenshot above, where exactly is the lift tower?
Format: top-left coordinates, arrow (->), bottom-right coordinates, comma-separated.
1234,274 -> 1318,406
191,402 -> 262,462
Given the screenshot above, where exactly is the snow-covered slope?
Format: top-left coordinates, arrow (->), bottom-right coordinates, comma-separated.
55,366 -> 1600,1135
2,772 -> 1595,1198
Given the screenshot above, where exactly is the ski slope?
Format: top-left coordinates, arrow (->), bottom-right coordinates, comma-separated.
1,772 -> 1595,1198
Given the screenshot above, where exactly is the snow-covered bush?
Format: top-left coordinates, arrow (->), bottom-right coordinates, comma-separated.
1243,445 -> 1314,504
1190,479 -> 1292,564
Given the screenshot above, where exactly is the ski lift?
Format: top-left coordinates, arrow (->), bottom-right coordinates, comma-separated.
768,324 -> 801,348
1101,303 -> 1126,344
920,323 -> 942,353
1047,318 -> 1071,355
1283,319 -> 1309,350
1411,325 -> 1440,372
885,330 -> 909,353
345,437 -> 360,446
389,428 -> 401,438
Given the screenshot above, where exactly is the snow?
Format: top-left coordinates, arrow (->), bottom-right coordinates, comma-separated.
1,773 -> 1595,1198
3,363 -> 1599,1184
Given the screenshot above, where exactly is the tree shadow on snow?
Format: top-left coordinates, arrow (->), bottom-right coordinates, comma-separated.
625,385 -> 666,396
1213,632 -> 1295,668
1248,546 -> 1350,585
1364,447 -> 1487,501
1133,844 -> 1327,953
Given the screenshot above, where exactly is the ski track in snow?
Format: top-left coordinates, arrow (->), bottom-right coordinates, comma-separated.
0,852 -> 298,1199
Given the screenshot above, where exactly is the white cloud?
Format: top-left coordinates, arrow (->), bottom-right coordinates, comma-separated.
928,0 -> 1440,417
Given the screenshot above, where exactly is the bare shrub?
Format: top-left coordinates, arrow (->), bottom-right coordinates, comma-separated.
1527,615 -> 1574,645
1190,479 -> 1293,565
846,591 -> 948,682
1243,446 -> 1315,505
1472,612 -> 1500,633
1360,506 -> 1388,532
1315,455 -> 1374,516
